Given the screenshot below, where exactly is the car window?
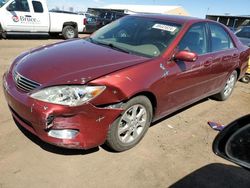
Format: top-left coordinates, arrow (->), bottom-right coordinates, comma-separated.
8,0 -> 29,12
209,23 -> 235,52
32,1 -> 43,13
87,16 -> 96,23
178,23 -> 208,55
90,16 -> 182,58
235,27 -> 250,39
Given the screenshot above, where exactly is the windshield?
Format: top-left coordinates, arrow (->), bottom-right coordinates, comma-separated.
89,16 -> 182,58
0,0 -> 10,8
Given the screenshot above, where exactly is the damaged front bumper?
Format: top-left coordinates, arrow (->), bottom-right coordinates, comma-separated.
3,73 -> 123,149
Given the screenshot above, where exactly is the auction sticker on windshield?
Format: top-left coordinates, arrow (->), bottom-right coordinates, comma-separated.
152,24 -> 177,32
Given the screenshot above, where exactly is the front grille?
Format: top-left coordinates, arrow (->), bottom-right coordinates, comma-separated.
13,71 -> 41,92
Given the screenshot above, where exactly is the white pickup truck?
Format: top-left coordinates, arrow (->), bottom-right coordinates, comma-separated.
0,0 -> 86,39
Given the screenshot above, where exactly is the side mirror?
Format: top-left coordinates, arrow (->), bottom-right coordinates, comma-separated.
213,114 -> 250,169
174,50 -> 198,62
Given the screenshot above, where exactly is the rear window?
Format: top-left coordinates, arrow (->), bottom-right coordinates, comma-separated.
209,23 -> 235,52
32,1 -> 43,13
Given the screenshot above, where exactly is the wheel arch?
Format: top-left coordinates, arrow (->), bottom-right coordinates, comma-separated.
63,22 -> 78,30
235,67 -> 241,79
129,91 -> 157,117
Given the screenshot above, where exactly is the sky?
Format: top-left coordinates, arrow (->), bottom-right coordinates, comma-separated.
47,0 -> 250,18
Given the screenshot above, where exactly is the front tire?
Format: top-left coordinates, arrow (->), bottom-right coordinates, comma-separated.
62,26 -> 78,40
105,96 -> 153,152
213,70 -> 237,101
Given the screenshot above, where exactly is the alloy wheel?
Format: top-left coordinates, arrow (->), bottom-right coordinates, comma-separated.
118,104 -> 147,144
66,28 -> 75,39
224,74 -> 236,97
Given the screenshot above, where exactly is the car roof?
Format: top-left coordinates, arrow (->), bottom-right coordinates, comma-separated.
128,14 -> 206,25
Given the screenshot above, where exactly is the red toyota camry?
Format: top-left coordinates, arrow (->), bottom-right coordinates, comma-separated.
3,14 -> 249,151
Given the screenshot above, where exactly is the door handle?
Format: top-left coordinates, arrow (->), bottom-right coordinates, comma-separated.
233,53 -> 239,58
204,60 -> 212,67
25,15 -> 31,17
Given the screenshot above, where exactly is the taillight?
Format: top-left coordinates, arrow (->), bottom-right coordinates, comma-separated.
83,18 -> 87,25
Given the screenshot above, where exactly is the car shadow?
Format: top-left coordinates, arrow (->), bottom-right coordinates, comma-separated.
14,118 -> 100,155
1,34 -> 89,40
169,163 -> 250,188
151,98 -> 209,127
2,34 -> 64,40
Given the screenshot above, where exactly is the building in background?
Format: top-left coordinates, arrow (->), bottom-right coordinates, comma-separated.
88,4 -> 189,16
206,15 -> 250,29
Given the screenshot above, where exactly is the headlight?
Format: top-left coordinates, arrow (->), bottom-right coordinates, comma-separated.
30,85 -> 106,106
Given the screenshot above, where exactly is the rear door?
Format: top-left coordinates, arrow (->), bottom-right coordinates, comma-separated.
204,22 -> 237,92
4,0 -> 33,32
31,0 -> 49,32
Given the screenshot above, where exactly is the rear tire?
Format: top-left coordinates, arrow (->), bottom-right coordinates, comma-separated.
213,70 -> 237,101
105,96 -> 153,152
1,32 -> 7,39
62,25 -> 78,40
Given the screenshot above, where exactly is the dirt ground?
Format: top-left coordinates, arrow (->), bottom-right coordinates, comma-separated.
0,35 -> 250,188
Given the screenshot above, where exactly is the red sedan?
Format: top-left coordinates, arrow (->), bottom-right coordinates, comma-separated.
3,14 -> 249,151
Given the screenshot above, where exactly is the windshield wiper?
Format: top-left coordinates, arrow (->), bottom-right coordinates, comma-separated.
106,43 -> 131,54
88,37 -> 130,54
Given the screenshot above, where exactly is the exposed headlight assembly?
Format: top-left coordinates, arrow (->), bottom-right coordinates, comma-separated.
30,86 -> 106,106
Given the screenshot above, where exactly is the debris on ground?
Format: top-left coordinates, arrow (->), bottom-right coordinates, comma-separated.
207,121 -> 225,131
167,125 -> 174,129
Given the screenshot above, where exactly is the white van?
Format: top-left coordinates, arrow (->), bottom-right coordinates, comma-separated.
0,0 -> 86,39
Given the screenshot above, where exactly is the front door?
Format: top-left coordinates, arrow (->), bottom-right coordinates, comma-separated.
159,23 -> 212,116
4,0 -> 33,32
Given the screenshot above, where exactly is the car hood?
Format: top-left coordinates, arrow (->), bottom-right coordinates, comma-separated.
14,39 -> 149,86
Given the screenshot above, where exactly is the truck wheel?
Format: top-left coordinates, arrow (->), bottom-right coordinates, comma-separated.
213,70 -> 237,101
105,96 -> 153,152
62,26 -> 78,39
1,32 -> 7,39
241,75 -> 250,83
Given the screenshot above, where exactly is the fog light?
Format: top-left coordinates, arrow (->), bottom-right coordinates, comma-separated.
48,129 -> 79,139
